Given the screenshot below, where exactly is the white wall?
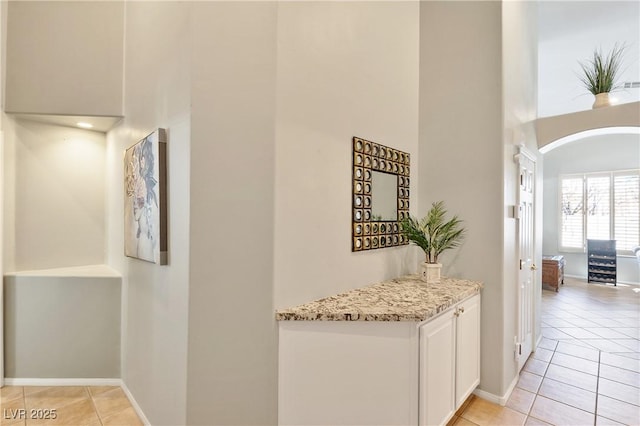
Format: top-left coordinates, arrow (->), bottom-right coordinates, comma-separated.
273,1 -> 420,310
186,2 -> 278,424
4,1 -> 123,117
5,273 -> 121,379
502,0 -> 540,391
3,119 -> 106,272
1,0 -> 6,386
183,4 -> 420,423
543,133 -> 640,284
105,2 -> 191,424
420,1 -> 509,398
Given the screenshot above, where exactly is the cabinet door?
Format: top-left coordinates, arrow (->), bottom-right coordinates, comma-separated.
455,294 -> 481,407
419,310 -> 455,426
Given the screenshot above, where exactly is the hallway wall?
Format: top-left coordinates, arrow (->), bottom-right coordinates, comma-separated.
502,0 -> 541,392
273,0 -> 420,311
186,2 -> 278,424
419,0 -> 540,400
420,0 -> 505,398
105,2 -> 192,424
187,2 -> 420,423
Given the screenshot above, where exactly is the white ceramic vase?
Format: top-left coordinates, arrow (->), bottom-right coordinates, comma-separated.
420,262 -> 442,284
592,92 -> 611,109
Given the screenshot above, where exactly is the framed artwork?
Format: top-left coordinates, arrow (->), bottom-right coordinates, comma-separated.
352,136 -> 410,252
124,128 -> 168,264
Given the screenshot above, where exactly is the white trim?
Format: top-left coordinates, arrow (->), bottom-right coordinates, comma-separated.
539,126 -> 640,154
4,378 -> 122,387
535,332 -> 543,351
4,264 -> 121,278
514,145 -> 536,163
473,373 -> 519,406
564,273 -> 639,286
121,381 -> 151,426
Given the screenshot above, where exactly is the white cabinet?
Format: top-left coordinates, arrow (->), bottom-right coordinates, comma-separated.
455,294 -> 481,407
419,306 -> 456,426
277,291 -> 481,426
419,294 -> 481,426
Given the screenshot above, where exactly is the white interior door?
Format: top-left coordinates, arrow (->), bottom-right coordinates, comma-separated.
516,148 -> 536,371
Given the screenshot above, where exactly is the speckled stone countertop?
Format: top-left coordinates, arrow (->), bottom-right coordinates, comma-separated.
275,275 -> 483,322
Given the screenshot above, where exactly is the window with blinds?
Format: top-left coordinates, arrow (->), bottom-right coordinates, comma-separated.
559,170 -> 640,254
614,172 -> 640,252
561,177 -> 584,249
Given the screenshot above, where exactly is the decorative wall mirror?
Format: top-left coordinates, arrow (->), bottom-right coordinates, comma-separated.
352,136 -> 410,251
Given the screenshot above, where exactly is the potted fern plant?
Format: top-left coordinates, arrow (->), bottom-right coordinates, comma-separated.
578,44 -> 625,109
400,201 -> 466,283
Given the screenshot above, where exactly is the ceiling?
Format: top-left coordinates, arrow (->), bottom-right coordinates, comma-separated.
537,1 -> 640,117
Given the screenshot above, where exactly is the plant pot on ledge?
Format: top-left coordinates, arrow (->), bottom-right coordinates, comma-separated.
401,201 -> 466,285
579,44 -> 625,110
593,92 -> 611,109
421,262 -> 442,284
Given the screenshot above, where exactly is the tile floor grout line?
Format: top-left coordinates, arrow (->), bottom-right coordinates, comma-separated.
593,349 -> 601,426
86,386 -> 105,426
522,339 -> 554,425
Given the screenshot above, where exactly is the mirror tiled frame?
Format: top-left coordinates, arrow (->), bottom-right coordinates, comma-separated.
352,136 -> 410,252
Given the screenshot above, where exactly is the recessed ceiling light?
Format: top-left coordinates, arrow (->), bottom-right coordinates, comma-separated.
77,122 -> 93,129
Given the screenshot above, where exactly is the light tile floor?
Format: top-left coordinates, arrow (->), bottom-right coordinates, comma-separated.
0,386 -> 142,426
450,277 -> 640,426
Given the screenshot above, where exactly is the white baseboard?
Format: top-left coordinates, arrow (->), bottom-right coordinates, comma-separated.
473,374 -> 519,406
564,274 -> 639,286
4,378 -> 122,387
564,274 -> 585,280
121,381 -> 151,426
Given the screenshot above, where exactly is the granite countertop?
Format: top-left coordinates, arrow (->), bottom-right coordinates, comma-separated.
275,275 -> 483,322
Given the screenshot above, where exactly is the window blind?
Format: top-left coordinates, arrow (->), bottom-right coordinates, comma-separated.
586,175 -> 610,240
559,170 -> 640,254
561,177 -> 584,249
614,172 -> 640,252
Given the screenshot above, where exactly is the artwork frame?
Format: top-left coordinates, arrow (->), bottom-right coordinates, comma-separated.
124,128 -> 168,264
352,136 -> 410,252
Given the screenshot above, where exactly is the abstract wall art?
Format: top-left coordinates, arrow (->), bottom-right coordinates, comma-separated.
124,128 -> 168,264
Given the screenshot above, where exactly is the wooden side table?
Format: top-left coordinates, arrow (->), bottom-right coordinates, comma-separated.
542,255 -> 565,292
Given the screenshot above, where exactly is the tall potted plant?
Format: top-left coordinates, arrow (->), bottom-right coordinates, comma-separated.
401,201 -> 466,283
578,44 -> 625,109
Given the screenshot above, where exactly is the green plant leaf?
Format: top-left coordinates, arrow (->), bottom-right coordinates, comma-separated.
578,44 -> 626,95
400,201 -> 466,264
